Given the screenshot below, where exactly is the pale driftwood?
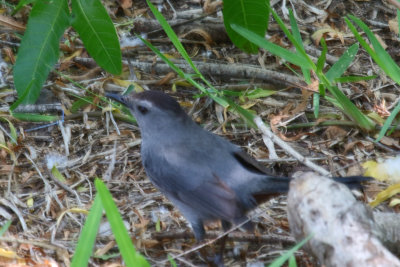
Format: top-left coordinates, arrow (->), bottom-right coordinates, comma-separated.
287,172 -> 400,267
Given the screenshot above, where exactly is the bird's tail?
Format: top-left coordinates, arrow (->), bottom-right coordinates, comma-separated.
247,175 -> 371,206
332,176 -> 372,189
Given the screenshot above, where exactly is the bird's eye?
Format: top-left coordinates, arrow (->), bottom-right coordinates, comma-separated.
137,105 -> 148,114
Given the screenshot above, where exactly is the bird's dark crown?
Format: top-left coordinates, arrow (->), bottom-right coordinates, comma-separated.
134,90 -> 184,115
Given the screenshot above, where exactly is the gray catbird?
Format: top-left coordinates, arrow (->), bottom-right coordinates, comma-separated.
107,90 -> 369,241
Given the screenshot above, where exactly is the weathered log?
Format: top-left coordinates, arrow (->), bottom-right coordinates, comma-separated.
287,172 -> 400,267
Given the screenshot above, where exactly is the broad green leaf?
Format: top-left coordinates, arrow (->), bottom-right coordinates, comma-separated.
96,179 -> 150,267
223,0 -> 269,53
71,194 -> 103,267
71,0 -> 122,74
13,0 -> 69,104
326,44 -> 359,82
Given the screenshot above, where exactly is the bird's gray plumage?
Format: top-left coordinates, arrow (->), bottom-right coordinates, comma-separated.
106,90 -> 368,241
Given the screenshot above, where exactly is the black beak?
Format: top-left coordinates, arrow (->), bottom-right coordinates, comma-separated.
106,93 -> 128,106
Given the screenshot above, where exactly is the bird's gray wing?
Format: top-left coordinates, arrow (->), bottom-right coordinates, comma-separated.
231,149 -> 272,175
142,145 -> 244,221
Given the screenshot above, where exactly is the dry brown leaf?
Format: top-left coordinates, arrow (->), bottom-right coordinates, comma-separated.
0,14 -> 25,31
181,28 -> 214,45
379,136 -> 399,146
156,72 -> 176,85
120,0 -> 132,9
373,33 -> 388,50
323,126 -> 347,140
388,17 -> 399,35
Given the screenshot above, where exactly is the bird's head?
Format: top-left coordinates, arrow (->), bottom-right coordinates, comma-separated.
106,90 -> 190,137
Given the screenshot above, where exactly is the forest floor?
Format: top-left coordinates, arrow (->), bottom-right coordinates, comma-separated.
0,0 -> 399,266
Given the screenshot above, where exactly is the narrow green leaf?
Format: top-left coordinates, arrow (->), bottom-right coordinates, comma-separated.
324,83 -> 374,131
137,35 -> 230,108
71,0 -> 122,74
168,255 -> 178,267
0,117 -> 18,144
223,0 -> 269,53
245,88 -> 277,99
270,9 -> 314,68
346,15 -> 400,84
231,24 -> 312,69
11,113 -> 59,122
13,0 -> 69,104
95,179 -> 150,267
71,96 -> 94,113
0,220 -> 12,237
289,9 -> 304,52
313,92 -> 320,118
12,0 -> 36,15
335,75 -> 376,83
145,0 -> 200,76
71,194 -> 103,267
398,10 -> 400,38
268,234 -> 313,267
51,166 -> 67,183
316,38 -> 327,73
326,44 -> 359,82
376,101 -> 400,141
288,9 -> 311,83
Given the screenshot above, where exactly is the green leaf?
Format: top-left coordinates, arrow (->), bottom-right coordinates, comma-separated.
0,220 -> 12,237
245,88 -> 276,99
51,166 -> 67,183
326,43 -> 359,82
323,83 -> 375,131
13,0 -> 70,104
12,0 -> 36,15
145,0 -> 200,76
95,179 -> 150,267
11,113 -> 59,122
71,96 -> 94,113
376,101 -> 400,141
335,75 -> 376,83
270,9 -> 314,68
289,9 -> 310,84
223,0 -> 269,53
71,0 -> 122,74
0,117 -> 18,144
268,234 -> 313,267
313,92 -> 320,118
71,195 -> 103,267
231,24 -> 312,69
346,15 -> 400,84
316,38 -> 327,73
